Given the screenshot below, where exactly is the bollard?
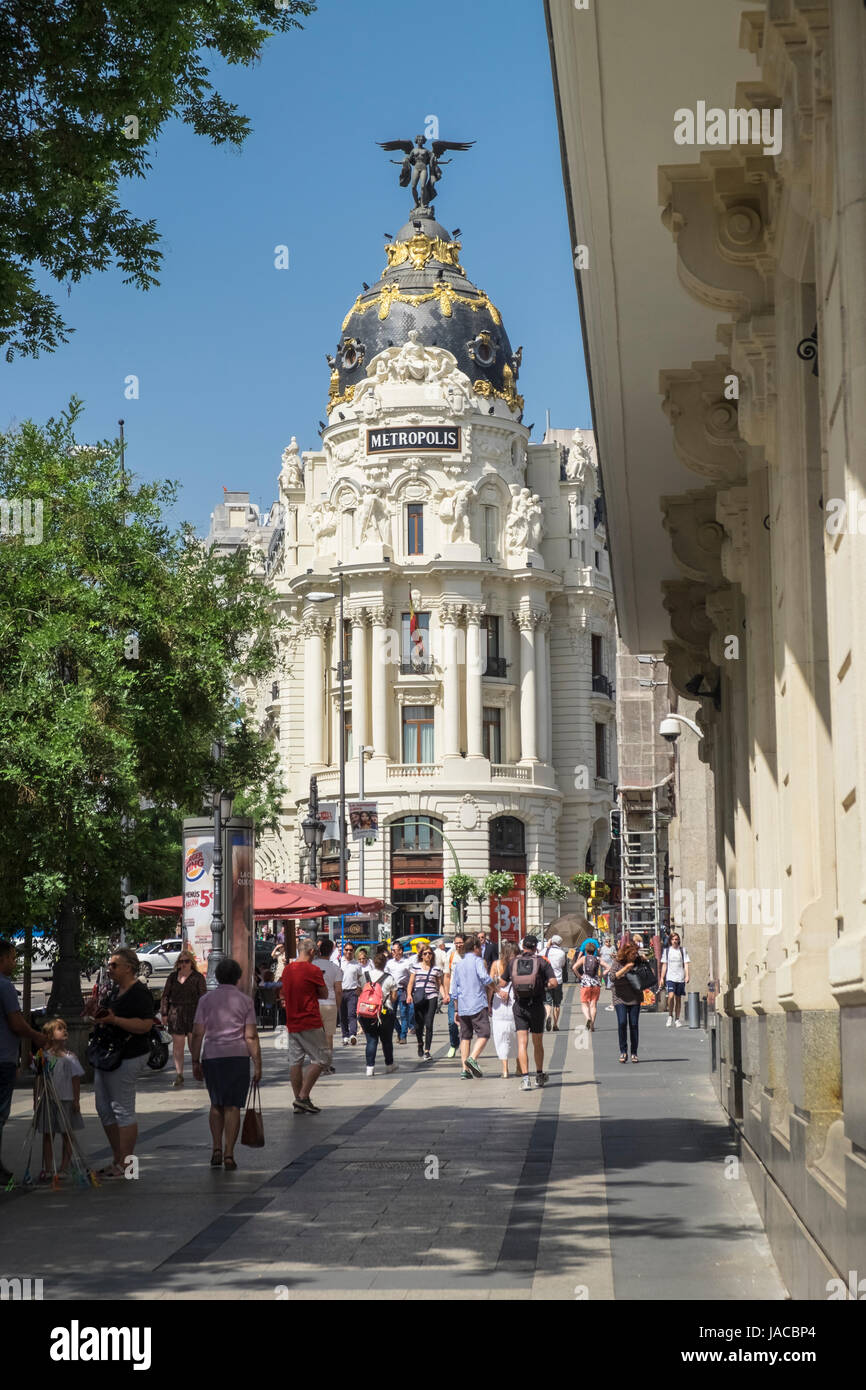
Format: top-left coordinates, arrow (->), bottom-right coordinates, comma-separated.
687,991 -> 701,1029
699,995 -> 708,1030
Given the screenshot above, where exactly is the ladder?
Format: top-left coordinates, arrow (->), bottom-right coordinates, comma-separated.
621,786 -> 661,940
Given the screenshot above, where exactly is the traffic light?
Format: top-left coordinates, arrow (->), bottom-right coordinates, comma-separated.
609,808 -> 622,839
451,897 -> 464,925
587,876 -> 601,913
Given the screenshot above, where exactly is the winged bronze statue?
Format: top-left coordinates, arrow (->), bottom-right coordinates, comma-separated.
378,135 -> 475,207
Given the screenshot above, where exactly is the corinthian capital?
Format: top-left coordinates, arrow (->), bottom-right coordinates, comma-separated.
511,608 -> 535,633
368,604 -> 393,627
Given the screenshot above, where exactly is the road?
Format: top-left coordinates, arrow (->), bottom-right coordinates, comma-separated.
0,986 -> 785,1301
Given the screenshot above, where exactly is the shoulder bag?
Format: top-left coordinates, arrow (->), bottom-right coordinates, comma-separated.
241,1080 -> 265,1148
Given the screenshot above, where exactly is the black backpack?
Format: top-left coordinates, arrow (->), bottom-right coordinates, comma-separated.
582,951 -> 599,979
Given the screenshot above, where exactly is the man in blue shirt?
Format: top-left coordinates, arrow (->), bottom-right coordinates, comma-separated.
0,939 -> 49,1183
450,934 -> 493,1079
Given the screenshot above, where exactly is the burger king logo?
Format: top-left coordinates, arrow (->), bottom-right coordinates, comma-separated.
185,846 -> 206,883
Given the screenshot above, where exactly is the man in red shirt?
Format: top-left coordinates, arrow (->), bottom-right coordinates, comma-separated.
282,938 -> 329,1114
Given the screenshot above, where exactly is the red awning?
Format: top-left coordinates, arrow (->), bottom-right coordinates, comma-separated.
137,880 -> 386,921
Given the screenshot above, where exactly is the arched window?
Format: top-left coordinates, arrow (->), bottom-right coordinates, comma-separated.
391,815 -> 443,853
489,816 -> 525,858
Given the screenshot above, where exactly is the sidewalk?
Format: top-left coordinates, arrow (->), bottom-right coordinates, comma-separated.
0,990 -> 785,1301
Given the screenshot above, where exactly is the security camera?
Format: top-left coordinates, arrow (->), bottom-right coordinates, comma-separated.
659,716 -> 681,743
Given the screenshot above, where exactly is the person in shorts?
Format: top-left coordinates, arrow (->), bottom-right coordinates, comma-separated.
282,938 -> 329,1114
660,932 -> 690,1027
502,937 -> 557,1092
450,935 -> 493,1080
543,935 -> 567,1032
575,940 -> 602,1031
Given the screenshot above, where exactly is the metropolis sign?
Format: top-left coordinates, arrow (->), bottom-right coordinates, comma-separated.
366,426 -> 461,454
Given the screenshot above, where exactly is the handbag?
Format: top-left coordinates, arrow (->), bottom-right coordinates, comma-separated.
86,1028 -> 125,1072
240,1080 -> 265,1148
626,958 -> 658,993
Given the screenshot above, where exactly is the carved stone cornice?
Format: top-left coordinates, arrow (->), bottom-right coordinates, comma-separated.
394,687 -> 441,707
661,487 -> 725,586
715,486 -> 751,590
659,152 -> 776,320
660,357 -> 748,485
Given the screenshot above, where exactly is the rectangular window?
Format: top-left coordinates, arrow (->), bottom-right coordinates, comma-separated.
483,707 -> 502,763
344,708 -> 353,762
407,504 -> 424,555
402,705 -> 434,764
591,634 -> 603,678
482,505 -> 498,559
595,722 -> 607,779
400,611 -> 430,671
482,616 -> 505,677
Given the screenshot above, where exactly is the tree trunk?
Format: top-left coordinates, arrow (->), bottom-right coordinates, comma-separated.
46,893 -> 84,1019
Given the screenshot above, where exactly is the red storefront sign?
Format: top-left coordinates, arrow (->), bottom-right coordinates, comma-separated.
489,873 -> 526,943
392,874 -> 444,891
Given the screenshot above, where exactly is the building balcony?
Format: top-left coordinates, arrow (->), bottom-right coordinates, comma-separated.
591,673 -> 614,698
386,763 -> 440,779
484,656 -> 508,678
491,763 -> 530,782
399,660 -> 434,675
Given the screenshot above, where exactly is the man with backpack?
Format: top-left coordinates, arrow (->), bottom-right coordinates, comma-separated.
501,936 -> 557,1092
450,934 -> 494,1080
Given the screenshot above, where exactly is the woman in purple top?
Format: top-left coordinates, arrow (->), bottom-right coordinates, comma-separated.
191,958 -> 261,1171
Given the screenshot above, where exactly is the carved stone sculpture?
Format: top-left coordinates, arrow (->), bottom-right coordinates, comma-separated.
308,502 -> 337,555
565,432 -> 593,481
357,485 -> 389,544
438,480 -> 474,543
279,437 -> 303,491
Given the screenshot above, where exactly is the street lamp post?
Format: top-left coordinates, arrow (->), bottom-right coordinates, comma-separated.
206,741 -> 235,991
302,774 -> 326,885
306,568 -> 348,891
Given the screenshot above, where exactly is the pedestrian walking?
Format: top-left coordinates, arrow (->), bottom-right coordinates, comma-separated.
478,931 -> 498,970
598,935 -> 616,1010
543,934 -> 567,1031
91,947 -> 155,1179
450,935 -> 494,1079
443,932 -> 466,1059
502,936 -> 557,1092
282,938 -> 330,1114
0,938 -> 48,1185
490,943 -> 518,1077
407,944 -> 444,1060
575,941 -> 602,1031
339,942 -> 364,1046
385,941 -> 413,1045
610,938 -> 645,1063
660,932 -> 690,1027
358,951 -> 399,1076
160,947 -> 206,1088
271,941 -> 287,982
356,947 -> 370,972
191,957 -> 261,1170
313,937 -> 343,1069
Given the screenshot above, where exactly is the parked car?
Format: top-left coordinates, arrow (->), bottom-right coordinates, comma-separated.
137,939 -> 183,979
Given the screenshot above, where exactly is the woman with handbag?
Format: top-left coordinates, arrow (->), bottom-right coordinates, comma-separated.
610,937 -> 646,1063
91,947 -> 155,1178
190,957 -> 261,1171
160,947 -> 206,1088
407,944 -> 444,1060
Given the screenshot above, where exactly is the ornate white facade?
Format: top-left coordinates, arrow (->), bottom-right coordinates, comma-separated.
216,221 -> 616,934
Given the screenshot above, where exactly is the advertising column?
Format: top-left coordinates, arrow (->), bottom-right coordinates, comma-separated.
224,817 -> 255,995
182,818 -> 215,967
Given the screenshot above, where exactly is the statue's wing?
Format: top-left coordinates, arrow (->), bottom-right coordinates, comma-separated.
431,140 -> 475,157
378,139 -> 414,154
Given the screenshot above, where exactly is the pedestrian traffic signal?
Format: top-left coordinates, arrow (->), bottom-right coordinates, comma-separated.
609,808 -> 622,839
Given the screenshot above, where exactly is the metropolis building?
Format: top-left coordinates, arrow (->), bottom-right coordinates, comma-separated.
209,182 -> 616,939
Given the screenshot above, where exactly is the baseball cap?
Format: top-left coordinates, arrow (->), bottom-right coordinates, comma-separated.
550,934 -> 562,944
522,935 -> 538,950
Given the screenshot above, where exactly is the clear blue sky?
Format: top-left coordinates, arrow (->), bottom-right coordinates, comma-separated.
3,0 -> 590,535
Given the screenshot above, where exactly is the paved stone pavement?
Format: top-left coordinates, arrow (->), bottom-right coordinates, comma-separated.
0,989 -> 785,1301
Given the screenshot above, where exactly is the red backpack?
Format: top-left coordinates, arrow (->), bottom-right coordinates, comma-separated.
357,970 -> 385,1020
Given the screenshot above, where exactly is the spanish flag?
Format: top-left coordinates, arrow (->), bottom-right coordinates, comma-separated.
408,586 -> 418,637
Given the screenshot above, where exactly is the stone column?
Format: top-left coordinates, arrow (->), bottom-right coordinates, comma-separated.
535,612 -> 551,764
465,604 -> 484,758
350,611 -> 368,753
304,614 -> 326,766
440,602 -> 461,757
514,609 -> 537,762
369,605 -> 393,760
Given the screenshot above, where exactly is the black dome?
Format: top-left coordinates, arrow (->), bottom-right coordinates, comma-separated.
328,205 -> 523,415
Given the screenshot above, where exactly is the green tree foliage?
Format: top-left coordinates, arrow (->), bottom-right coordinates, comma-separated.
482,871 -> 515,902
0,0 -> 316,359
0,402 -> 285,1004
